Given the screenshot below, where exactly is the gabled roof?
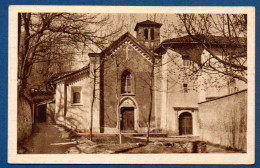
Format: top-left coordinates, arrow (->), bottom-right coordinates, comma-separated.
51,71 -> 75,79
51,65 -> 89,84
134,20 -> 162,31
100,32 -> 154,59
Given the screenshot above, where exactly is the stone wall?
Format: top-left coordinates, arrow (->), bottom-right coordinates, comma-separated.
17,95 -> 33,143
198,89 -> 247,151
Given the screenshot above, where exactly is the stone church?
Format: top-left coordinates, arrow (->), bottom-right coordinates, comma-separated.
52,20 -> 246,136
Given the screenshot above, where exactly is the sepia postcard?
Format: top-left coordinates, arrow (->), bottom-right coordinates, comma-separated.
8,6 -> 255,164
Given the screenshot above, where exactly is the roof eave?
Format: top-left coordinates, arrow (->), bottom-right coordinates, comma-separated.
155,41 -> 246,53
51,66 -> 90,84
134,23 -> 162,31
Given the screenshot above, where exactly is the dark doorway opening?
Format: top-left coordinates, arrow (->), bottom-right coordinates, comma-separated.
179,112 -> 192,135
120,107 -> 135,132
37,105 -> 47,123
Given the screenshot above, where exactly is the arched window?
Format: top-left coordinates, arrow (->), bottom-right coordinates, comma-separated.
121,70 -> 132,93
144,29 -> 148,40
151,29 -> 154,40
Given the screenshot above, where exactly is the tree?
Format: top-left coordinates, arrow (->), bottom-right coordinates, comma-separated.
174,14 -> 247,83
18,13 -> 123,94
146,55 -> 155,143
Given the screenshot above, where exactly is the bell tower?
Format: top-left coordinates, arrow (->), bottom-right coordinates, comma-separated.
134,20 -> 162,50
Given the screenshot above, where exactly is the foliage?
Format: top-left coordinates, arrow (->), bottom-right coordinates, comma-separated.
175,14 -> 247,83
18,13 -> 123,92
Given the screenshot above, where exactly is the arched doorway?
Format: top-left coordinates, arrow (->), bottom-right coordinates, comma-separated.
179,112 -> 192,135
119,97 -> 137,132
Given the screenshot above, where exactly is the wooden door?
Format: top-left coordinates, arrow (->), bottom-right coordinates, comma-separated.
121,107 -> 135,131
179,112 -> 192,135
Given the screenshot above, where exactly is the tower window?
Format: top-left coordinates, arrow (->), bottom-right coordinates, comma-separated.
183,84 -> 188,93
151,29 -> 154,40
144,29 -> 148,40
121,70 -> 133,94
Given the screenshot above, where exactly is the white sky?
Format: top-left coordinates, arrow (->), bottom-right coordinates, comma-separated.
110,13 -> 179,40
72,13 -> 180,69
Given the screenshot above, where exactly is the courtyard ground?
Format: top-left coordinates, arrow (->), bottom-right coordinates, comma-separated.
19,123 -> 242,154
19,123 -> 77,154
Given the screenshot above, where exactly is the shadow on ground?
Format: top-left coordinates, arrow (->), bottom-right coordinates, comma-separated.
18,123 -> 243,154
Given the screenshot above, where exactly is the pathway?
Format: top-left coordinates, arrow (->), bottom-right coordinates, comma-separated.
22,123 -> 77,154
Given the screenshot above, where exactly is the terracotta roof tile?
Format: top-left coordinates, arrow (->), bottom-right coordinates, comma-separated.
162,34 -> 246,45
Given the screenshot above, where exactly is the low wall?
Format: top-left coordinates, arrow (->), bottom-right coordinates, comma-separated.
17,95 -> 33,143
198,89 -> 247,151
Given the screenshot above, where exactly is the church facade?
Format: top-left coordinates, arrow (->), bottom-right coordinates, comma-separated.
52,20 -> 246,136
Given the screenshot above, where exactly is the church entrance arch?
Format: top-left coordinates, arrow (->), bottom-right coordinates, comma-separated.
119,97 -> 138,132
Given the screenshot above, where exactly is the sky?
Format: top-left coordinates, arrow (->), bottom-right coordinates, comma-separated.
111,13 -> 180,40
72,13 -> 180,70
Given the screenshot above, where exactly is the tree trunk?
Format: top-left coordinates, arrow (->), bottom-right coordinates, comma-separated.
146,57 -> 155,143
114,56 -> 122,144
18,13 -> 31,94
90,67 -> 96,141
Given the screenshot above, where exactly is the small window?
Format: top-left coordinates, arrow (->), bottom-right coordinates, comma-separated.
151,29 -> 154,40
73,92 -> 80,103
71,87 -> 82,104
182,55 -> 191,67
144,29 -> 148,40
183,84 -> 188,93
